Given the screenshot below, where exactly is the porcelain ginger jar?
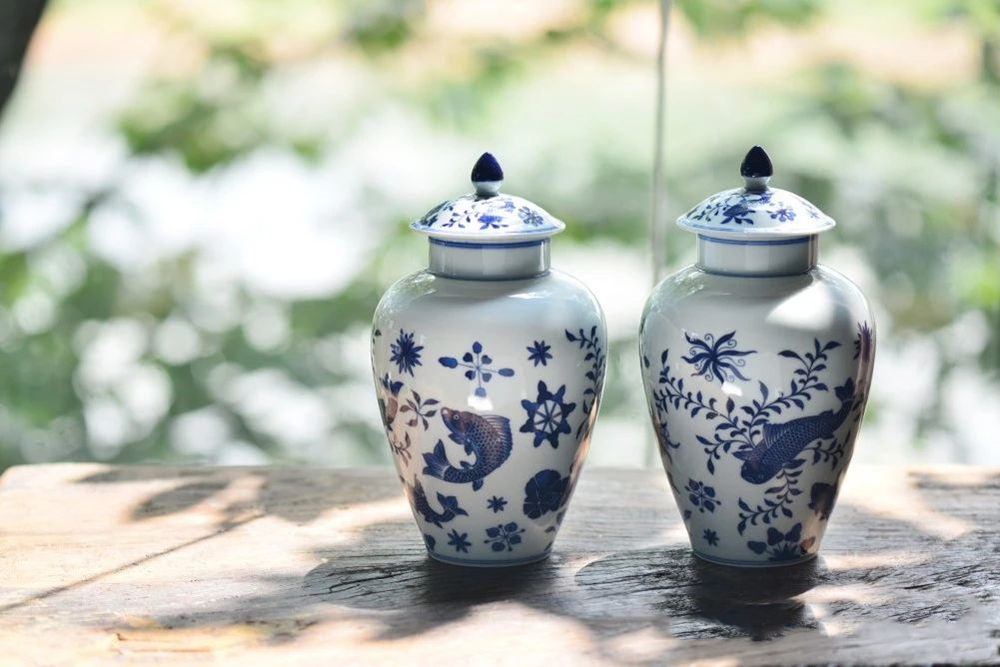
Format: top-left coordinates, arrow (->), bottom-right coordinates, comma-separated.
371,153 -> 607,566
639,146 -> 875,567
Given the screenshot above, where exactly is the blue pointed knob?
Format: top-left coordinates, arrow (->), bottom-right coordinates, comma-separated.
471,152 -> 503,196
740,145 -> 772,192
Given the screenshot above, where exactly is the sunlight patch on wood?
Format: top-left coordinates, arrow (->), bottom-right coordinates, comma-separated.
805,583 -> 889,606
838,466 -> 971,540
822,551 -> 927,571
326,497 -> 412,546
603,627 -> 682,663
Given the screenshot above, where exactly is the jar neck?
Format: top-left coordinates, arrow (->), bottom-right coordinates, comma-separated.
696,234 -> 817,277
428,239 -> 550,280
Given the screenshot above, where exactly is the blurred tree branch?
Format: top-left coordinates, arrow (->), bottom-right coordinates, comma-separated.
0,0 -> 47,119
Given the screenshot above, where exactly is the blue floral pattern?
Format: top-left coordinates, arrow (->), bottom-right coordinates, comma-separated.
655,419 -> 681,463
526,340 -> 553,367
376,317 -> 606,562
447,529 -> 471,553
522,469 -> 569,519
685,478 -> 720,513
413,194 -> 561,236
682,331 -> 756,384
566,326 -> 606,438
390,329 -> 423,376
487,496 -> 507,513
439,341 -> 515,398
648,328 -> 871,560
388,431 -> 411,463
747,523 -> 816,562
484,522 -> 525,552
769,207 -> 795,222
520,381 -> 577,449
517,206 -> 545,226
401,391 -> 439,430
682,187 -> 824,228
703,529 -> 719,547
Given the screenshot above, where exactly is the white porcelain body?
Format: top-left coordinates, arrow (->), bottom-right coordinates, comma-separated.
639,245 -> 875,567
372,259 -> 606,566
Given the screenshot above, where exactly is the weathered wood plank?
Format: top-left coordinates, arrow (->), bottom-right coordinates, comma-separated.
0,464 -> 997,665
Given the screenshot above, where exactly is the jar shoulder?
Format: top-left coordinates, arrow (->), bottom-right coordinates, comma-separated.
641,264 -> 874,340
375,269 -> 606,335
644,264 -> 871,315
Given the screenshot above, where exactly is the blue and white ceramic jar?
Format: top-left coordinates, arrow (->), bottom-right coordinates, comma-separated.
372,153 -> 607,566
639,146 -> 875,567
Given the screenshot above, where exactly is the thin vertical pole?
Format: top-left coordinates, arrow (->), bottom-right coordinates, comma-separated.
650,0 -> 671,285
645,0 -> 671,468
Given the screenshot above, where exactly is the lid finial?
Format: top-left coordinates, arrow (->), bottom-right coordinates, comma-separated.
471,152 -> 503,197
740,145 -> 773,192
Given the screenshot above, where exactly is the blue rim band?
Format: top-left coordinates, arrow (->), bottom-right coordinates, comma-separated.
429,238 -> 547,250
697,234 -> 814,247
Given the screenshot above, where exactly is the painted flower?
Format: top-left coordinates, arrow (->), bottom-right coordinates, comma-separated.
520,381 -> 577,448
682,330 -> 756,384
747,523 -> 816,562
487,496 -> 507,513
517,206 -> 545,227
484,522 -> 525,552
390,329 -> 423,376
526,340 -> 553,367
417,201 -> 452,227
656,420 -> 680,461
478,214 -> 507,230
769,207 -> 796,222
719,201 -> 753,225
401,391 -> 439,430
685,478 -> 721,514
447,529 -> 471,553
854,321 -> 873,365
443,208 -> 475,228
703,529 -> 719,547
522,469 -> 569,519
439,341 -> 514,398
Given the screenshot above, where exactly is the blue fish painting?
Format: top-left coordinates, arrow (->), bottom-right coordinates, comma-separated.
735,379 -> 856,484
405,479 -> 468,528
422,408 -> 513,491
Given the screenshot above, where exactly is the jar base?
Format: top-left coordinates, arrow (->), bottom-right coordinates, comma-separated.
427,549 -> 552,568
692,549 -> 818,569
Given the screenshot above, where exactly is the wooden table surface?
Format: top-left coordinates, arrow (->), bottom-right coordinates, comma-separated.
0,464 -> 997,665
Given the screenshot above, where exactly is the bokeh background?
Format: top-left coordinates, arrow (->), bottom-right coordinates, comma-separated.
0,0 -> 998,471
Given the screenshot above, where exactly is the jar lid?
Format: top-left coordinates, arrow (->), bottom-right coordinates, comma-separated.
411,153 -> 565,243
677,146 -> 835,239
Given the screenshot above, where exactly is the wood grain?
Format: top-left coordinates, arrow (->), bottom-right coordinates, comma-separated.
0,464 -> 997,665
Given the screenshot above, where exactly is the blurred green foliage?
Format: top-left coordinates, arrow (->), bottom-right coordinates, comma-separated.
0,0 -> 998,469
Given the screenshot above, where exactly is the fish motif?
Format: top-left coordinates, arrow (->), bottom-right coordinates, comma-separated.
422,408 -> 513,491
735,379 -> 856,484
808,482 -> 837,520
405,479 -> 468,528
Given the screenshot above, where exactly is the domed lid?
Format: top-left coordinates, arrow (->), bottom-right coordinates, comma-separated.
411,153 -> 565,243
677,146 -> 835,239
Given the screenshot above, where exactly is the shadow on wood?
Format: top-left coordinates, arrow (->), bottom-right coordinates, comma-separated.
575,548 -> 822,641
